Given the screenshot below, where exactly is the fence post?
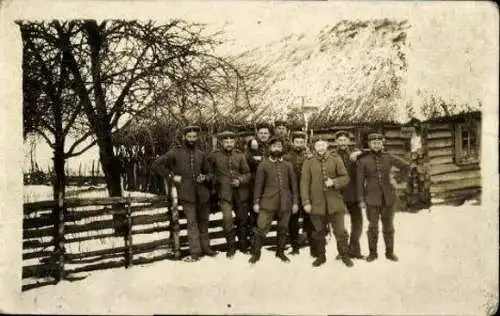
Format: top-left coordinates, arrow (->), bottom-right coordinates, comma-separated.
55,191 -> 65,282
124,194 -> 133,268
167,178 -> 181,259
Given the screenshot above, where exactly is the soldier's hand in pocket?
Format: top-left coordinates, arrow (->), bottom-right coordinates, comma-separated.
173,175 -> 182,184
253,204 -> 260,213
292,204 -> 299,214
303,204 -> 312,213
196,174 -> 206,183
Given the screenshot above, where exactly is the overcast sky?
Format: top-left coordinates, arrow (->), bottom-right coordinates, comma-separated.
0,1 -> 497,172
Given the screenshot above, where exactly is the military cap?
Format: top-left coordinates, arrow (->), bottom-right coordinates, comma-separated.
255,122 -> 272,131
217,130 -> 236,140
334,130 -> 351,139
268,136 -> 284,146
290,131 -> 307,140
367,132 -> 385,141
274,119 -> 288,128
183,125 -> 201,134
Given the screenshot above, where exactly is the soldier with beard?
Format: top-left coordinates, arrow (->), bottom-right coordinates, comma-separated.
301,139 -> 353,267
151,126 -> 216,261
208,131 -> 252,257
357,133 -> 413,262
249,137 -> 299,264
283,131 -> 314,256
333,130 -> 365,259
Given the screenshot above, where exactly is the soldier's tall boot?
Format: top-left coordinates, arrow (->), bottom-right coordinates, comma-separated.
337,232 -> 354,267
249,234 -> 263,264
276,230 -> 291,263
226,229 -> 237,259
308,232 -> 318,258
237,225 -> 250,254
366,230 -> 379,262
312,235 -> 326,267
384,230 -> 399,262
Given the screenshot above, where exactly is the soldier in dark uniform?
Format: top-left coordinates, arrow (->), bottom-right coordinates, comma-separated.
300,138 -> 354,267
245,123 -> 272,237
249,137 -> 299,264
274,119 -> 292,153
356,132 -> 414,262
208,131 -> 252,258
151,125 -> 216,261
283,131 -> 314,255
333,130 -> 365,259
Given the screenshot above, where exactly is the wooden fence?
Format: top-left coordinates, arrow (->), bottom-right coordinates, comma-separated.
22,195 -> 281,291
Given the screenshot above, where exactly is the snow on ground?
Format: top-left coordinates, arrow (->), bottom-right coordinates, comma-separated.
18,196 -> 498,315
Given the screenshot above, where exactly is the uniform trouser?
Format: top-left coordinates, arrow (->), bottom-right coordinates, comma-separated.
253,209 -> 291,254
220,194 -> 249,250
288,208 -> 313,249
346,201 -> 363,255
310,212 -> 349,257
365,204 -> 395,254
183,201 -> 210,256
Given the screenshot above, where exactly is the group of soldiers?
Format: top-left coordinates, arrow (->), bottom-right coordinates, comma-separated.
151,120 -> 415,267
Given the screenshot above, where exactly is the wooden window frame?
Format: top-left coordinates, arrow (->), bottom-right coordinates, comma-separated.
454,122 -> 480,166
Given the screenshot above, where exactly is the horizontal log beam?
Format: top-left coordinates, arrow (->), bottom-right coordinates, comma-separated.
429,163 -> 480,176
430,177 -> 481,194
431,170 -> 481,184
427,130 -> 453,139
427,139 -> 453,149
66,252 -> 124,264
429,156 -> 454,165
65,232 -> 117,244
428,147 -> 453,158
132,225 -> 169,236
65,218 -> 115,234
427,123 -> 452,131
23,215 -> 56,230
65,245 -> 126,261
432,187 -> 481,200
22,279 -> 58,292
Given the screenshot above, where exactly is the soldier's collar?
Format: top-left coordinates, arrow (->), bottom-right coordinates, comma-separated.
269,157 -> 283,163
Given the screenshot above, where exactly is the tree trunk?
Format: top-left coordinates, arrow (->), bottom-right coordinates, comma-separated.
97,129 -> 125,235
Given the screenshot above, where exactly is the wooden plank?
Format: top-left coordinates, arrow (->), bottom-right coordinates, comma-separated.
132,212 -> 169,226
384,130 -> 404,139
23,215 -> 56,230
22,263 -> 57,279
432,187 -> 481,200
65,259 -> 125,275
23,250 -> 53,260
430,177 -> 481,194
431,170 -> 481,184
427,138 -> 453,149
429,156 -> 454,165
427,130 -> 452,139
428,147 -> 453,158
429,163 -> 480,176
132,225 -> 169,236
65,246 -> 126,261
65,203 -> 168,222
65,218 -> 115,234
384,139 -> 407,147
66,252 -> 124,264
23,227 -> 54,239
22,279 -> 58,292
23,239 -> 53,250
132,238 -> 171,254
65,232 -> 117,244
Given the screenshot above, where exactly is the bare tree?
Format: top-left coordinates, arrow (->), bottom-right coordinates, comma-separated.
19,19 -> 246,199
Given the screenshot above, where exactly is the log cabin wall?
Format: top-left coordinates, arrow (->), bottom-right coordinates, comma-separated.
424,113 -> 481,205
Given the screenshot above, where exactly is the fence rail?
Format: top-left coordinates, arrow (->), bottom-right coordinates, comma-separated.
22,194 -> 279,292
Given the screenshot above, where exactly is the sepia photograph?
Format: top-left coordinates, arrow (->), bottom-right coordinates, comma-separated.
0,0 -> 498,314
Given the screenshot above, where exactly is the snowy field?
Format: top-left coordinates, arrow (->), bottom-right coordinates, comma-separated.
17,186 -> 498,315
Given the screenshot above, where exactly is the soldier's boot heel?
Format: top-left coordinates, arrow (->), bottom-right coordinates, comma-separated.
384,231 -> 398,262
276,232 -> 290,262
341,256 -> 354,267
366,230 -> 378,263
312,255 -> 326,267
249,234 -> 263,264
